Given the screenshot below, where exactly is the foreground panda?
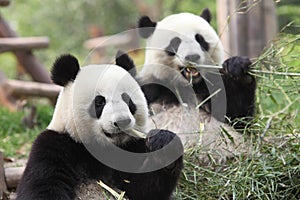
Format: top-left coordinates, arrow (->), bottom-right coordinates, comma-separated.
16,52 -> 183,200
136,9 -> 256,160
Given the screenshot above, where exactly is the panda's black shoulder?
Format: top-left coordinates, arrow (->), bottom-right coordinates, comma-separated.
16,130 -> 100,200
33,130 -> 80,150
28,130 -> 86,164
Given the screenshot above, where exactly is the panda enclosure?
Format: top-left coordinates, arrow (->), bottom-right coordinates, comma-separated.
0,0 -> 299,199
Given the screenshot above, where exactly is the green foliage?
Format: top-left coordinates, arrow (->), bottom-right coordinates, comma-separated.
174,32 -> 300,200
0,104 -> 53,158
164,0 -> 217,29
277,5 -> 300,34
1,0 -> 139,68
0,53 -> 17,78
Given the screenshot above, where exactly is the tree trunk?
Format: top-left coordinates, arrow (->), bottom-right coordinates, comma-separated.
0,152 -> 7,194
217,0 -> 277,59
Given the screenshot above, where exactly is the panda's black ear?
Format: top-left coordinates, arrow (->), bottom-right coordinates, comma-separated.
200,8 -> 212,23
115,50 -> 136,77
51,54 -> 80,86
138,16 -> 157,38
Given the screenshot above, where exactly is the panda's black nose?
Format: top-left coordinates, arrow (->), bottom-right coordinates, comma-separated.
185,54 -> 200,62
114,118 -> 131,128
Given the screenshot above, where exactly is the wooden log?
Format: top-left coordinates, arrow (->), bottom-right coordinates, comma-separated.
263,0 -> 277,45
0,152 -> 8,193
0,0 -> 9,7
0,37 -> 49,53
247,1 -> 264,59
217,0 -> 231,59
217,0 -> 277,59
4,167 -> 25,189
3,79 -> 61,98
0,14 -> 51,84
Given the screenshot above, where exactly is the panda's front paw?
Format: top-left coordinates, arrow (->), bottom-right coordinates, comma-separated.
145,129 -> 183,173
146,129 -> 181,151
222,56 -> 252,81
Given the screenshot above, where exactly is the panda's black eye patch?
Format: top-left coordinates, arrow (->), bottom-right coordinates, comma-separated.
121,93 -> 137,115
165,37 -> 181,56
195,34 -> 209,51
95,95 -> 106,119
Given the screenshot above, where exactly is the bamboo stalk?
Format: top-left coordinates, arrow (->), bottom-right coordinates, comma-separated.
187,62 -> 300,76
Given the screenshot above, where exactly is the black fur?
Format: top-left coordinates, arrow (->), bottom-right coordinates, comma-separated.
115,50 -> 137,77
138,56 -> 256,129
121,93 -> 137,115
138,16 -> 157,38
165,37 -> 182,56
95,95 -> 106,119
200,8 -> 212,23
51,54 -> 80,86
195,34 -> 209,51
16,130 -> 183,200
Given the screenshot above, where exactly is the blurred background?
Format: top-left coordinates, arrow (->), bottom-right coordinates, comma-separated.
1,0 -> 299,71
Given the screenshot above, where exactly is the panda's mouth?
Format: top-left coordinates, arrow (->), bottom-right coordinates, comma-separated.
179,65 -> 201,82
104,131 -> 124,138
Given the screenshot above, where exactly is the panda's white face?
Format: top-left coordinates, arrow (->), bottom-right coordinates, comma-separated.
48,65 -> 148,145
139,12 -> 224,84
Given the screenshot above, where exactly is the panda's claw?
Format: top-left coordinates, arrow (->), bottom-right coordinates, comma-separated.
146,129 -> 182,152
145,129 -> 183,174
222,56 -> 252,79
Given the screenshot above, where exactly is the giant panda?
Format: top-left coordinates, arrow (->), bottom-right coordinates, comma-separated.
136,8 -> 256,162
16,52 -> 183,200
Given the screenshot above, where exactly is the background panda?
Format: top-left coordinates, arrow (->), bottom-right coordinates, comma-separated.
136,8 -> 256,161
16,52 -> 183,200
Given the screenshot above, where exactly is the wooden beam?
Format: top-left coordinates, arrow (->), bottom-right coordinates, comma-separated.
217,0 -> 231,59
3,79 -> 61,98
217,0 -> 277,59
4,167 -> 25,189
0,152 -> 7,193
0,37 -> 49,53
247,1 -> 264,59
0,0 -> 9,7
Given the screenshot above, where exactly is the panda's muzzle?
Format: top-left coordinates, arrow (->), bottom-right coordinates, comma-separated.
113,118 -> 131,128
103,130 -> 127,138
179,65 -> 201,81
104,118 -> 132,138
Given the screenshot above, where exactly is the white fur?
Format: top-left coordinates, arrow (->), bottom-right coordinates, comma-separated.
140,12 -> 224,82
48,65 -> 148,145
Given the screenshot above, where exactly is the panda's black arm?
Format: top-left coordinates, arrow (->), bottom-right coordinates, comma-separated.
120,130 -> 183,200
220,56 -> 256,128
137,76 -> 180,105
16,130 -> 84,200
123,162 -> 183,200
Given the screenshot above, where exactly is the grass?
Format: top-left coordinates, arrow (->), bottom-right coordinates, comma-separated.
0,103 -> 53,158
173,33 -> 300,199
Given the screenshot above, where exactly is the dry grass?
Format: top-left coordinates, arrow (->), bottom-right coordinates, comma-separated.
175,33 -> 300,200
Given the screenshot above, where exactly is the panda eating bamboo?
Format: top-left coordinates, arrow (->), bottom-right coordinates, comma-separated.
136,8 -> 256,162
16,52 -> 183,200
